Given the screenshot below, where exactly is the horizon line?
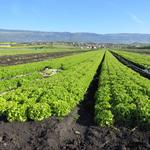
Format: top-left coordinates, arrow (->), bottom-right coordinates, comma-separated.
1,28 -> 150,35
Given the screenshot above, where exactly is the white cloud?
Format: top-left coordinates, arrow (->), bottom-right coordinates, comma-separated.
128,12 -> 144,24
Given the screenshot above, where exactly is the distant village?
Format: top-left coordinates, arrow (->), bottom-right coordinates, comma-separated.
0,41 -> 149,49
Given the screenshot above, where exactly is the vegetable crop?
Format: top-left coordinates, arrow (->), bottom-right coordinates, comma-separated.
95,51 -> 150,128
0,50 -> 105,121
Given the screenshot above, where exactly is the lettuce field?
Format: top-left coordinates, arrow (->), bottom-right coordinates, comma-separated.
0,49 -> 149,149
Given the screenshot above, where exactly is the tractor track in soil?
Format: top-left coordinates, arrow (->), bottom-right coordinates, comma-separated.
111,51 -> 150,80
0,53 -> 149,150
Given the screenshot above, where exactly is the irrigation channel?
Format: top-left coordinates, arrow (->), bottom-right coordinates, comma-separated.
111,51 -> 150,80
0,53 -> 149,150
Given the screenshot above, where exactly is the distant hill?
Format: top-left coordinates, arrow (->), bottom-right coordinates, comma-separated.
0,29 -> 150,43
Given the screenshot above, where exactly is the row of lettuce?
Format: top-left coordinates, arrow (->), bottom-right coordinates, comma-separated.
114,50 -> 150,70
0,50 -> 104,121
0,51 -> 98,93
0,51 -> 98,80
95,51 -> 150,128
0,50 -> 149,129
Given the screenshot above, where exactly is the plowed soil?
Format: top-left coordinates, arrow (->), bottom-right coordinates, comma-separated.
0,50 -> 88,66
0,103 -> 149,150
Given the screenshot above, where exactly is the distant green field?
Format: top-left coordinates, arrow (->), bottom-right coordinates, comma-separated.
0,43 -> 83,56
119,48 -> 150,54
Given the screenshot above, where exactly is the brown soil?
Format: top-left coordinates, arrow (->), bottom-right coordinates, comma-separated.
0,52 -> 149,150
0,50 -> 89,66
0,95 -> 149,150
0,102 -> 149,150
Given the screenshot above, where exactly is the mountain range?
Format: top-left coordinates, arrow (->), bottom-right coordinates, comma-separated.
0,29 -> 150,43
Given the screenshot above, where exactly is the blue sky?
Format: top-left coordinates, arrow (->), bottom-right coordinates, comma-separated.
0,0 -> 149,33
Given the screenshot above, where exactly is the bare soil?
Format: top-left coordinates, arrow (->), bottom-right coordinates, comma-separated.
0,50 -> 89,66
0,107 -> 149,150
0,52 -> 149,150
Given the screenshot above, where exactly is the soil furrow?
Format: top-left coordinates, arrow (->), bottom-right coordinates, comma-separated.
60,52 -> 106,149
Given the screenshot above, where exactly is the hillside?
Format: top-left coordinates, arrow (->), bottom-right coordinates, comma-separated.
0,29 -> 150,43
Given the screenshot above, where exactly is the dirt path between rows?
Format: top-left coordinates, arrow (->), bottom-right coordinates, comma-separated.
0,53 -> 149,150
0,50 -> 90,66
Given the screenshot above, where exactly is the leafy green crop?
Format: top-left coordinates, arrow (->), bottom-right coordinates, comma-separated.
114,50 -> 150,69
95,51 -> 150,128
28,103 -> 51,121
95,110 -> 114,126
0,50 -> 105,122
7,103 -> 28,122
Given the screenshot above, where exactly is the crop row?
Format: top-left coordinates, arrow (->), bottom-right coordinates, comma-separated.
0,50 -> 105,121
114,50 -> 150,69
95,51 -> 150,128
0,51 -> 96,80
0,51 -> 99,93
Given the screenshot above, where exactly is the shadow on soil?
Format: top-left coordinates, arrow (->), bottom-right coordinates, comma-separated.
76,53 -> 105,127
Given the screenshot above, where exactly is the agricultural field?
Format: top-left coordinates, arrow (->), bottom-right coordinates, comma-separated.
95,51 -> 150,128
114,50 -> 150,70
0,43 -> 81,56
119,47 -> 150,55
0,43 -> 90,66
0,51 -> 104,121
0,49 -> 149,149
